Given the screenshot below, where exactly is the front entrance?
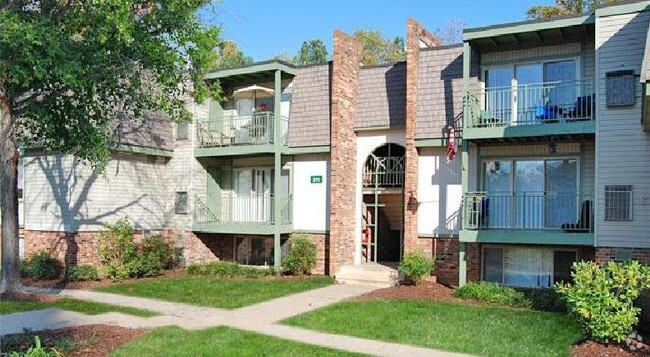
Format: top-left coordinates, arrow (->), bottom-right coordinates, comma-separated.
361,144 -> 405,264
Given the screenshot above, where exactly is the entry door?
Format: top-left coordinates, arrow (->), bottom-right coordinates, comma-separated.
545,159 -> 578,228
252,169 -> 272,222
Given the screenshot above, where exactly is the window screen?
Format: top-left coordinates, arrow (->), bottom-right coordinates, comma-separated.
606,70 -> 635,107
605,185 -> 632,221
175,192 -> 189,214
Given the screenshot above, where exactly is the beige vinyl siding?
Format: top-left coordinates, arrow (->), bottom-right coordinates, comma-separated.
596,10 -> 650,248
23,153 -> 169,232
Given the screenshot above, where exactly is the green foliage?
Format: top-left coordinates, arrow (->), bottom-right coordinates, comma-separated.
186,261 -> 273,278
527,0 -> 620,19
515,287 -> 566,313
215,40 -> 254,69
398,251 -> 434,285
23,252 -> 62,281
98,218 -> 137,281
555,260 -> 650,343
282,235 -> 317,275
294,39 -> 329,65
98,219 -> 175,280
19,261 -> 28,278
65,264 -> 100,282
453,282 -> 533,309
7,336 -> 62,357
352,29 -> 405,65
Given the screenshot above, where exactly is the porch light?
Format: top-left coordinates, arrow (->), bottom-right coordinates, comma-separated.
407,191 -> 419,212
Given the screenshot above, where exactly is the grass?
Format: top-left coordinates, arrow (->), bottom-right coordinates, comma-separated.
0,298 -> 157,317
283,300 -> 583,357
95,275 -> 333,309
112,326 -> 362,357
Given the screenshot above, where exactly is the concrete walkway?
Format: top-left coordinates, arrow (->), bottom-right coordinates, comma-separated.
2,284 -> 471,357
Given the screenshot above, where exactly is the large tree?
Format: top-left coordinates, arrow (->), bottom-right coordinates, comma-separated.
215,40 -> 253,69
527,0 -> 619,19
352,29 -> 405,66
294,39 -> 328,65
0,1 -> 220,292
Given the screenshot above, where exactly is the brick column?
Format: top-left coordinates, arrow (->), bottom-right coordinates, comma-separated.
329,31 -> 361,276
404,19 -> 439,254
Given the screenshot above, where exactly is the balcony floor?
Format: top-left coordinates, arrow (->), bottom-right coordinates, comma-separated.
463,121 -> 595,142
193,222 -> 292,235
459,229 -> 594,246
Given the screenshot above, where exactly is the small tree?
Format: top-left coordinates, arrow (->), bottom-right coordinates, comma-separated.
215,40 -> 254,69
282,235 -> 317,275
556,260 -> 650,343
527,0 -> 620,19
352,29 -> 406,65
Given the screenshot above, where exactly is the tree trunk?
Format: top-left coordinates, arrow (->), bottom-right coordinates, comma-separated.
0,95 -> 19,293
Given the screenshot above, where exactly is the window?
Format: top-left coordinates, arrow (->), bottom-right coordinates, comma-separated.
606,70 -> 635,107
605,185 -> 632,221
18,236 -> 24,260
17,155 -> 23,199
175,192 -> 189,214
177,122 -> 189,140
234,236 -> 274,266
483,247 -> 577,288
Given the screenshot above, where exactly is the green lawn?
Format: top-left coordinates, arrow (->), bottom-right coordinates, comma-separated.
283,300 -> 583,357
111,326 -> 363,357
0,298 -> 157,317
96,276 -> 333,309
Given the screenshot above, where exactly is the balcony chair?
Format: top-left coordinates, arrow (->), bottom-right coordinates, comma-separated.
565,94 -> 594,121
561,200 -> 593,233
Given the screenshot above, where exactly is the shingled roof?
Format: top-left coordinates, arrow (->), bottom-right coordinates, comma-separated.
355,62 -> 406,129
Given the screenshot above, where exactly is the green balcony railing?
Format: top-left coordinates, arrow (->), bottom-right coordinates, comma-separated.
196,112 -> 289,148
465,79 -> 595,128
462,191 -> 593,232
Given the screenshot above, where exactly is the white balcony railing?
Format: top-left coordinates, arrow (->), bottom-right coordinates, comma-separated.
194,193 -> 292,226
462,191 -> 593,232
466,79 -> 595,128
196,112 -> 289,148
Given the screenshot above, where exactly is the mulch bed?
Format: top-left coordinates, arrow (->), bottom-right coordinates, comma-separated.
353,281 -> 650,357
1,325 -> 148,357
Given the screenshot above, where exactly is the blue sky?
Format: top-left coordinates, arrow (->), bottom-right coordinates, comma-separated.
206,0 -> 556,61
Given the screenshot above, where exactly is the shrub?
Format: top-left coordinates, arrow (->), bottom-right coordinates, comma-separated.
398,251 -> 434,285
282,235 -> 317,275
8,336 -> 62,357
454,282 -> 533,309
515,287 -> 566,313
555,260 -> 650,343
24,251 -> 62,281
65,264 -> 100,282
19,261 -> 28,278
186,261 -> 273,278
98,218 -> 137,281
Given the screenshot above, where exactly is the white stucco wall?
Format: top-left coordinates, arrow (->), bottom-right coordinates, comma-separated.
292,154 -> 330,232
418,147 -> 462,236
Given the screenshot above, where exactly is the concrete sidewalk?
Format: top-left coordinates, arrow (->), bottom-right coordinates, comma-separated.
3,283 -> 473,357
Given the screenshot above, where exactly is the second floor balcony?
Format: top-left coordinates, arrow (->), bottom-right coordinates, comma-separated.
196,112 -> 289,155
464,79 -> 596,140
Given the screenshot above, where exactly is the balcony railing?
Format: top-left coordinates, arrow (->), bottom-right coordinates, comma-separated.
462,191 -> 593,232
194,193 -> 292,226
196,112 -> 289,148
466,79 -> 595,128
362,155 -> 405,188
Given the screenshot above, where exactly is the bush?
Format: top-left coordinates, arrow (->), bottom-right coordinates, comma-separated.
398,251 -> 434,285
98,218 -> 137,281
98,219 -> 177,281
515,287 -> 566,313
65,264 -> 100,282
186,261 -> 273,278
556,260 -> 650,343
453,282 -> 533,309
282,235 -> 317,275
8,336 -> 62,357
24,252 -> 62,281
19,261 -> 28,278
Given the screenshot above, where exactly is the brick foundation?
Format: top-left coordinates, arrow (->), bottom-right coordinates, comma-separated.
329,30 -> 361,275
298,233 -> 330,275
432,238 -> 460,286
595,247 -> 650,264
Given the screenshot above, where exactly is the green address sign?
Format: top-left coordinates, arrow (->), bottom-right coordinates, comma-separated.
310,175 -> 323,184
